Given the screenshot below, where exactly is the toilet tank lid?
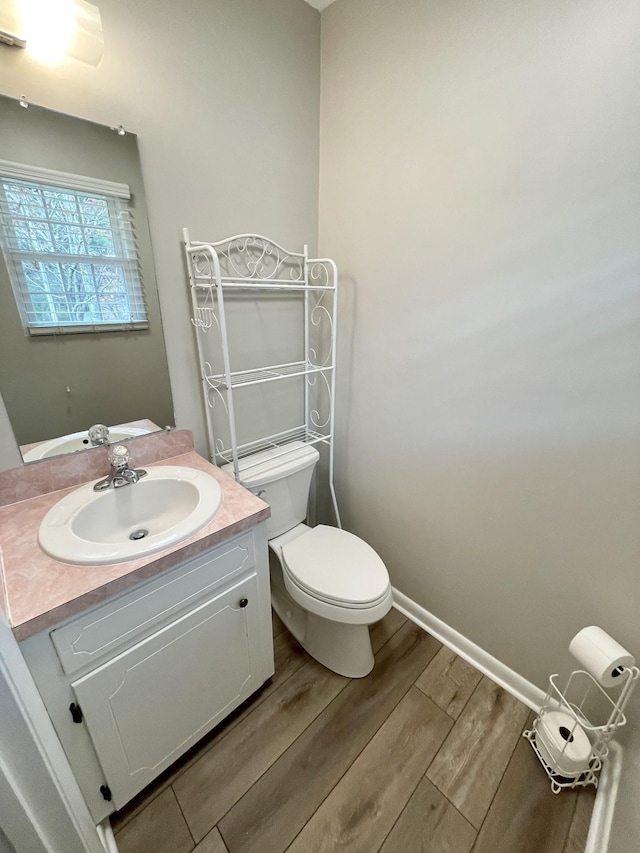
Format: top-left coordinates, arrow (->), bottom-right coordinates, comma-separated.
220,441 -> 320,488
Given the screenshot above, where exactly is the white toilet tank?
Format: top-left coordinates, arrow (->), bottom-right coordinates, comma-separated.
221,441 -> 320,540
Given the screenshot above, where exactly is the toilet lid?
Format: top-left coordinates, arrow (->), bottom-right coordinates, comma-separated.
282,525 -> 390,606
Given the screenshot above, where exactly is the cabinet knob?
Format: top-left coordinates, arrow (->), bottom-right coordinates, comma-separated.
239,598 -> 248,608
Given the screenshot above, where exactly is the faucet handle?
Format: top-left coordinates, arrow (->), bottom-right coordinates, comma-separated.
108,444 -> 130,470
88,424 -> 110,446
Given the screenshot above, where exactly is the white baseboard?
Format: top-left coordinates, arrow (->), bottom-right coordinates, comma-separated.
392,587 -> 546,710
584,741 -> 622,853
97,819 -> 120,853
392,587 -> 623,853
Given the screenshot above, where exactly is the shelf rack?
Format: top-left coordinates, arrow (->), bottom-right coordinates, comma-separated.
183,229 -> 341,526
204,360 -> 334,390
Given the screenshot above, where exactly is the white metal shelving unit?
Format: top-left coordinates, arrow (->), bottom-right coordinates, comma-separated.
183,229 -> 341,526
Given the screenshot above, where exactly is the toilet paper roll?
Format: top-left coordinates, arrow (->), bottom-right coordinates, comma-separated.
535,711 -> 592,778
569,626 -> 635,689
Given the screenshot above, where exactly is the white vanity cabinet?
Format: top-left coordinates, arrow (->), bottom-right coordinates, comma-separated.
20,524 -> 274,823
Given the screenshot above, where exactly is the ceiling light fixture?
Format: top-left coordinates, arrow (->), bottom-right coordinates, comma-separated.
0,0 -> 103,66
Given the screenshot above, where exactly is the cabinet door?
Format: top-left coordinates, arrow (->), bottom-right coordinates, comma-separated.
72,574 -> 260,808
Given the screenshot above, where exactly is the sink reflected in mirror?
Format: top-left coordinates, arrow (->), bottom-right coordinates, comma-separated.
21,421 -> 157,462
38,466 -> 223,565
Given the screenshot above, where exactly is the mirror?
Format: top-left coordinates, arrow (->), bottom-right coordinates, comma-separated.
0,95 -> 174,463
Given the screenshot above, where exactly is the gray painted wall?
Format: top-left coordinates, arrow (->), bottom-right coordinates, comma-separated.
0,392 -> 20,469
319,0 -> 640,848
0,0 -> 320,460
0,829 -> 15,853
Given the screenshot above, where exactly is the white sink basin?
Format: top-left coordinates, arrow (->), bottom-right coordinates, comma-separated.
38,466 -> 223,565
23,426 -> 151,462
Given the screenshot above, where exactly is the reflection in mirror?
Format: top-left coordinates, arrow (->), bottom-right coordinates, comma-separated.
20,419 -> 159,462
0,95 -> 174,463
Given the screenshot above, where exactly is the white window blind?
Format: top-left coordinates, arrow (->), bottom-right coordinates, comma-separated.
0,161 -> 147,335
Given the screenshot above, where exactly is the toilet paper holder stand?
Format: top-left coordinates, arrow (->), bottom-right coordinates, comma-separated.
524,665 -> 639,794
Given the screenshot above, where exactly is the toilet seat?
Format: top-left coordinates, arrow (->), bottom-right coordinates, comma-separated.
282,524 -> 390,609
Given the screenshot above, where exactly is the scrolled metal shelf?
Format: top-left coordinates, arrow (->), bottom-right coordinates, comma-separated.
184,228 -> 341,527
203,360 -> 333,390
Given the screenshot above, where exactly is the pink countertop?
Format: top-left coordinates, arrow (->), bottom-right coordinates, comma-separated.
0,451 -> 270,641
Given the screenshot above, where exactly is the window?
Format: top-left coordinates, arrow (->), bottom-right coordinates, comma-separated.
0,161 -> 147,335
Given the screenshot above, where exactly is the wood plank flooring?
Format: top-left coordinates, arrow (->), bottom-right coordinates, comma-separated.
112,609 -> 595,853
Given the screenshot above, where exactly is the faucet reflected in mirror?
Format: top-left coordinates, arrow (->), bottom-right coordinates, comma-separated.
0,94 -> 175,465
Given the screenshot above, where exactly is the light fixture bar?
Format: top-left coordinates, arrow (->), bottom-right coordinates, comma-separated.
0,29 -> 26,49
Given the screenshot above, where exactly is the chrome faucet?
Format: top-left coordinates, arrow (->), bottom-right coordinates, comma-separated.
93,444 -> 147,492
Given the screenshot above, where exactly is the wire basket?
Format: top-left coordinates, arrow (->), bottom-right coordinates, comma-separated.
524,666 -> 638,793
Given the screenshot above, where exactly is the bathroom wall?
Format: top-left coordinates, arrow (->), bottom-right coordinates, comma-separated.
0,0 -> 320,460
0,829 -> 15,853
0,393 -> 21,470
319,0 -> 640,847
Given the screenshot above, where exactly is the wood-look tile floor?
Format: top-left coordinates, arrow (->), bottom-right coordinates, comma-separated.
111,609 -> 595,853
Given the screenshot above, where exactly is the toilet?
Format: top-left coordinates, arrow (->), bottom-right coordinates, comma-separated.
223,441 -> 392,678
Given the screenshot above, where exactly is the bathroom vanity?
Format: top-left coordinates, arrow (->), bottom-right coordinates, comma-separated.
0,436 -> 274,824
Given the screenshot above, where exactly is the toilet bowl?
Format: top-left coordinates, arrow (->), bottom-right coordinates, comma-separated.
271,523 -> 393,677
222,442 -> 392,678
